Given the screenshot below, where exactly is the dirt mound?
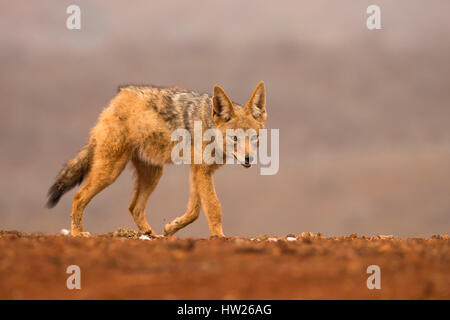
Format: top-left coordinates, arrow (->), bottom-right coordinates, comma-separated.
103,227 -> 143,239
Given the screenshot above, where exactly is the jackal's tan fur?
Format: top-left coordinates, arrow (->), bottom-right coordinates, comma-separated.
47,82 -> 267,237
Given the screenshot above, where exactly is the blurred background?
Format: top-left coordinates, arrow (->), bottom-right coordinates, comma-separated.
1,1 -> 449,237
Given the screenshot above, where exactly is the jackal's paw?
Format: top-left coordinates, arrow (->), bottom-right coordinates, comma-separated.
72,231 -> 91,237
142,230 -> 164,239
163,225 -> 176,237
210,232 -> 225,238
79,232 -> 91,237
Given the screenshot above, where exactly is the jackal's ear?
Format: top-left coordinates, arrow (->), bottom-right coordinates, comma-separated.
212,85 -> 235,123
245,81 -> 266,122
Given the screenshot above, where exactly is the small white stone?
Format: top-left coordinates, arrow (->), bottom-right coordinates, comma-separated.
286,237 -> 297,242
267,237 -> 278,242
60,229 -> 70,236
378,234 -> 394,239
139,235 -> 151,240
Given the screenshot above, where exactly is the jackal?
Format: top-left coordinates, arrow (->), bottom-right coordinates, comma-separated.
47,82 -> 267,237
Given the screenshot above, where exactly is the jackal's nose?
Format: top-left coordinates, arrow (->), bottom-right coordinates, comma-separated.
245,155 -> 253,164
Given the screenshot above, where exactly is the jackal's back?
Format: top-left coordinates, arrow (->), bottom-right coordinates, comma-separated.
117,85 -> 216,133
105,85 -> 216,165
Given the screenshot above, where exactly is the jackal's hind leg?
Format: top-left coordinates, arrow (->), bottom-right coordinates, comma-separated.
129,159 -> 163,236
163,166 -> 201,236
71,153 -> 129,236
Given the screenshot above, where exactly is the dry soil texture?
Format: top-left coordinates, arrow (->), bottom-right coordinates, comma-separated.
0,230 -> 449,299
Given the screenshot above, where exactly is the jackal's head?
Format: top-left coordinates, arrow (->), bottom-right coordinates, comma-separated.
212,82 -> 266,168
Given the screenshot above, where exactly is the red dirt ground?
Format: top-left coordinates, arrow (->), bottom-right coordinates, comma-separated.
0,230 -> 448,299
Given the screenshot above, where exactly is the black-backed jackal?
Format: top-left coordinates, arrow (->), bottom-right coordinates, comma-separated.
47,82 -> 267,237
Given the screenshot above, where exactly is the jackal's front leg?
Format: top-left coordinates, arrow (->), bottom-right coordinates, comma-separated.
163,166 -> 201,236
196,167 -> 225,237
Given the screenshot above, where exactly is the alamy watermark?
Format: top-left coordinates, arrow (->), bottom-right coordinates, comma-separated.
66,265 -> 81,290
66,5 -> 81,30
366,265 -> 381,289
366,5 -> 381,30
170,121 -> 279,175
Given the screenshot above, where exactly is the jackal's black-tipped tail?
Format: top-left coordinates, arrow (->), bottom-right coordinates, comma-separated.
46,144 -> 93,208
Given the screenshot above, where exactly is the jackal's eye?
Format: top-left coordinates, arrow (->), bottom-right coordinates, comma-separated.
229,136 -> 238,142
